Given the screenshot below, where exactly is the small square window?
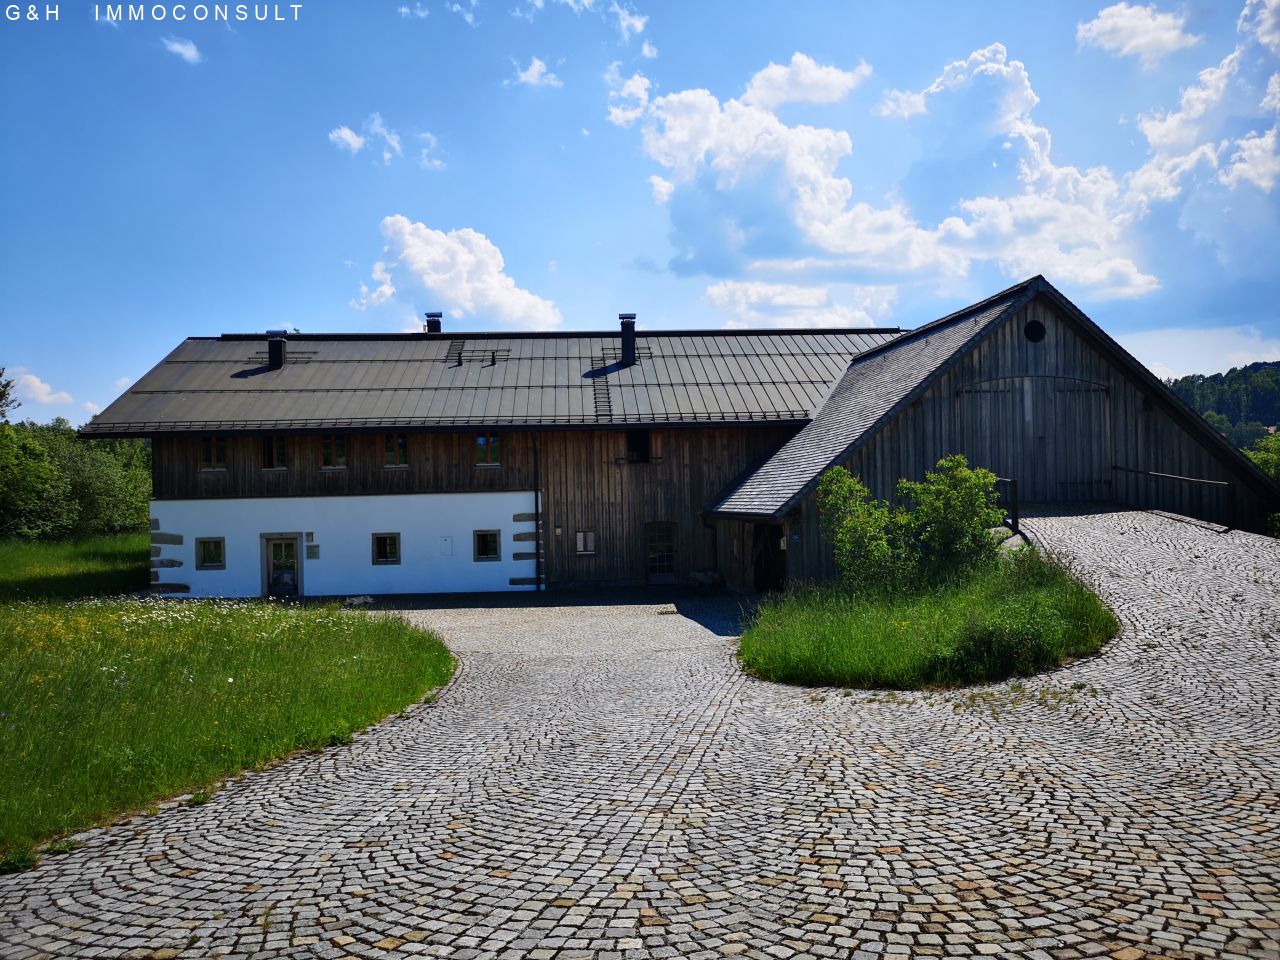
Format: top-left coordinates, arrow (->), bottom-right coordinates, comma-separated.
200,436 -> 226,470
473,529 -> 500,562
322,434 -> 347,469
261,436 -> 287,470
384,433 -> 408,467
372,533 -> 401,565
575,530 -> 596,555
475,433 -> 501,466
195,538 -> 226,571
625,430 -> 651,463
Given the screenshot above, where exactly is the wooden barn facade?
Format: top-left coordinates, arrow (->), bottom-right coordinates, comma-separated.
711,277 -> 1280,589
83,277 -> 1279,597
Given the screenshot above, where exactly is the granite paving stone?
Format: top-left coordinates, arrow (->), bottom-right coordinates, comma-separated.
0,508 -> 1277,958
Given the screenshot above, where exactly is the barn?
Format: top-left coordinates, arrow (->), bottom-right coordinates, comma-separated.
82,276 -> 1279,597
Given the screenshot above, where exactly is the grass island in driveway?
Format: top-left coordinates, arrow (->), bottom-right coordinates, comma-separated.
740,547 -> 1118,690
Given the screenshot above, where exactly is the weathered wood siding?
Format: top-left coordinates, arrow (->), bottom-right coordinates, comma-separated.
153,425 -> 794,587
789,296 -> 1276,583
153,433 -> 536,500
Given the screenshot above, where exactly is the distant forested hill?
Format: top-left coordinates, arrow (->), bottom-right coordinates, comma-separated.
1165,360 -> 1280,449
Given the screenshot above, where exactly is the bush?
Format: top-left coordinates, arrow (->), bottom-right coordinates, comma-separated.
817,454 -> 1004,591
816,469 -> 913,592
897,454 -> 1005,576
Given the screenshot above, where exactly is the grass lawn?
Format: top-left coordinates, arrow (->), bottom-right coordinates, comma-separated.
0,537 -> 454,871
740,548 -> 1117,690
0,532 -> 150,599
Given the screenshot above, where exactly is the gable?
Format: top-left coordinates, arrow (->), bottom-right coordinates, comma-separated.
713,277 -> 1280,520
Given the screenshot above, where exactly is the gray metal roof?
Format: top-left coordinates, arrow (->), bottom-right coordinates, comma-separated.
81,328 -> 902,436
712,280 -> 1038,518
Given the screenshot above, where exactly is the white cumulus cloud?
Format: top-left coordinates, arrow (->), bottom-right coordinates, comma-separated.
648,174 -> 674,203
161,36 -> 202,64
418,132 -> 446,170
509,56 -> 563,88
623,45 -> 1156,297
641,40 -> 658,59
1076,3 -> 1201,70
1238,0 -> 1280,54
706,281 -> 898,329
328,114 -> 402,164
875,44 -> 1039,130
350,261 -> 397,311
1221,126 -> 1280,190
14,370 -> 73,406
328,126 -> 366,154
609,1 -> 646,41
378,215 -> 562,329
742,52 -> 871,110
1263,73 -> 1280,111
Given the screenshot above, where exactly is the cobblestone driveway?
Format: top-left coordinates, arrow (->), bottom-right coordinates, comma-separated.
2,509 -> 1279,959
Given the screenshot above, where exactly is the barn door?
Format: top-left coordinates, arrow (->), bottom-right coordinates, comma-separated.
955,382 -> 1024,484
957,377 -> 1112,502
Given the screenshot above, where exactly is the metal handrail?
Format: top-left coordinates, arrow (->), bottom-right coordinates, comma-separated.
1112,465 -> 1235,529
995,477 -> 1019,535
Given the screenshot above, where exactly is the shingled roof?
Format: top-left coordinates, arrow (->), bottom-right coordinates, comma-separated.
711,279 -> 1040,518
81,328 -> 902,437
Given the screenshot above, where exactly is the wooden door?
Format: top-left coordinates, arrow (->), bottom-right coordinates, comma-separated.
264,537 -> 299,597
957,376 -> 1112,502
645,522 -> 676,585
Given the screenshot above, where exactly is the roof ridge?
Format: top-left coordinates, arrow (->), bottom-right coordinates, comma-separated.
208,327 -> 904,342
818,275 -> 1042,377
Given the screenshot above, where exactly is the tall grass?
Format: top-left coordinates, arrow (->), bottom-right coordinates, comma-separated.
740,549 -> 1117,690
0,536 -> 454,867
0,599 -> 453,861
0,533 -> 149,600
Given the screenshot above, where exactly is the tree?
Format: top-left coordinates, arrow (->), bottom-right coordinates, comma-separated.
1231,420 -> 1269,450
0,368 -> 16,422
1247,433 -> 1280,483
0,424 -> 76,539
1202,410 -> 1231,437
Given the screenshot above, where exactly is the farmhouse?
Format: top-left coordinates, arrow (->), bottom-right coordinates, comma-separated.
83,276 -> 1280,597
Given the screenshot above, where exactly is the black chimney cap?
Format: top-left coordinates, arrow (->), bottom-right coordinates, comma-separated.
619,313 -> 636,321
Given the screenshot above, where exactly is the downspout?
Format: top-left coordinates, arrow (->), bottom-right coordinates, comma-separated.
532,432 -> 543,592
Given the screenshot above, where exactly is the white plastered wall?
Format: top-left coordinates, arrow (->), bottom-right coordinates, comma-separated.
150,492 -> 537,597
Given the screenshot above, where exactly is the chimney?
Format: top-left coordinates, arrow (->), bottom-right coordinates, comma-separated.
619,313 -> 636,367
267,336 -> 287,370
425,311 -> 443,334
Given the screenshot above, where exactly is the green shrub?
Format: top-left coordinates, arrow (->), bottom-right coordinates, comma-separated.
816,469 -> 914,592
817,454 -> 1004,591
897,454 -> 1004,576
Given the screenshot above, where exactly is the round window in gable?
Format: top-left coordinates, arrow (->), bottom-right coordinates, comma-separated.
1024,319 -> 1046,343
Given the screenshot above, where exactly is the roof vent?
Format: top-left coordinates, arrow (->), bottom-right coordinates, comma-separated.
267,337 -> 287,371
425,311 -> 443,334
619,313 -> 636,367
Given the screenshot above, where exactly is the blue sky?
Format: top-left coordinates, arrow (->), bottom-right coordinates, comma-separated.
2,0 -> 1279,422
